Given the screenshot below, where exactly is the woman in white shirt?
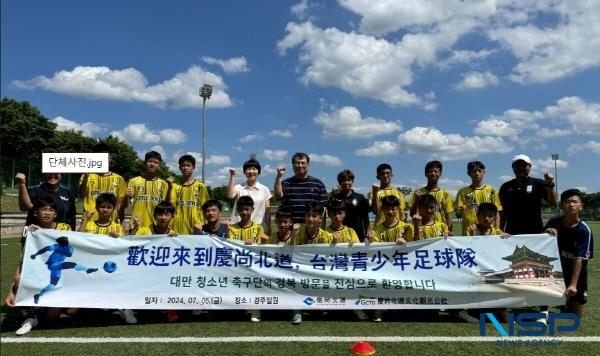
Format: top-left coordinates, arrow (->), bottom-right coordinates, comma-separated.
227,156 -> 273,234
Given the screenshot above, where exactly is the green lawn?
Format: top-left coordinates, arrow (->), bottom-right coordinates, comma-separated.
1,223 -> 599,355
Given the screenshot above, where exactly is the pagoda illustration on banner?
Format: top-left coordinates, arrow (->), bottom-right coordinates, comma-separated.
478,245 -> 563,286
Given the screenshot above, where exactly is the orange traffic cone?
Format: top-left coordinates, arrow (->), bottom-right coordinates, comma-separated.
351,341 -> 376,355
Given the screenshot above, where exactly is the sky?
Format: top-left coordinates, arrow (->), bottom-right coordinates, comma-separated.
2,0 -> 599,197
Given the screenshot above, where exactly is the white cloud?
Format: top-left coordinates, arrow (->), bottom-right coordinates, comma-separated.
474,118 -> 520,137
543,97 -> 600,135
532,157 -> 569,170
201,56 -> 249,74
355,141 -> 400,157
238,134 -> 262,143
397,126 -> 512,160
110,123 -> 186,144
437,49 -> 496,69
537,128 -> 571,138
567,141 -> 600,155
291,0 -> 309,19
262,149 -> 288,161
498,175 -> 513,183
51,116 -> 103,137
205,166 -> 236,187
12,65 -> 233,109
455,71 -> 499,90
168,151 -> 231,172
270,129 -> 293,138
149,145 -> 166,159
313,106 -> 402,138
308,153 -> 343,167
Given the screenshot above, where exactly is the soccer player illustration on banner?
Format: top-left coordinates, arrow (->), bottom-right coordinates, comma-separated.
30,236 -> 98,304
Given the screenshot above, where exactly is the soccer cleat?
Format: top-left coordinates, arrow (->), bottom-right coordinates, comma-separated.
15,318 -> 38,336
167,310 -> 178,322
353,310 -> 369,321
457,310 -> 479,323
372,310 -> 383,322
119,309 -> 138,324
86,268 -> 98,274
291,312 -> 302,325
33,294 -> 40,304
250,310 -> 261,322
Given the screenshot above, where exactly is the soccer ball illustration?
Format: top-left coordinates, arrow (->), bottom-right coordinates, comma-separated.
103,261 -> 117,273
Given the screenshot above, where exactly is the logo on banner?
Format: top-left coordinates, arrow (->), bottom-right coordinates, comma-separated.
479,313 -> 580,336
303,297 -> 315,306
355,295 -> 377,306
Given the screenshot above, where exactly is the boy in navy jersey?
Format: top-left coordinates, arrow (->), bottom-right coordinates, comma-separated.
544,189 -> 593,317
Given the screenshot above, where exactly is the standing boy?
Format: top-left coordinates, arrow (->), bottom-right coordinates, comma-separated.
371,164 -> 406,226
544,189 -> 593,317
124,151 -> 170,231
409,161 -> 454,234
333,170 -> 370,241
79,143 -> 126,224
170,155 -> 209,235
455,161 -> 502,235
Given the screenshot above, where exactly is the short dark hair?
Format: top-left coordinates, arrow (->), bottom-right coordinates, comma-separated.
201,199 -> 222,212
376,163 -> 392,175
381,195 -> 400,208
236,196 -> 254,210
418,194 -> 436,206
327,199 -> 346,213
96,193 -> 117,208
243,156 -> 261,174
145,151 -> 162,162
425,160 -> 443,174
337,169 -> 354,184
154,201 -> 175,216
304,201 -> 325,215
292,152 -> 309,164
275,205 -> 293,220
467,161 -> 485,172
561,189 -> 583,204
33,196 -> 57,212
477,202 -> 498,215
178,154 -> 196,167
96,142 -> 111,153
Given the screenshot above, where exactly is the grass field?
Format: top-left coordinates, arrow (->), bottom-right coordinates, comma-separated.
1,223 -> 599,355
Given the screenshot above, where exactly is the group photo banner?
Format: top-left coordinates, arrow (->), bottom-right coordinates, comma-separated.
16,229 -> 566,310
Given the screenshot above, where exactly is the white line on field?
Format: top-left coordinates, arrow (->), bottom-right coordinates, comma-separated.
2,336 -> 599,343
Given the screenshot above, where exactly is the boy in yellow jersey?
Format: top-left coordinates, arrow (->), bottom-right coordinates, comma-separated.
326,200 -> 359,245
371,163 -> 406,225
455,161 -> 502,236
267,205 -> 299,245
409,161 -> 454,234
78,193 -> 124,237
366,195 -> 413,322
227,196 -> 267,322
296,202 -> 332,245
79,143 -> 126,224
132,201 -> 177,322
169,154 -> 209,235
368,196 -> 414,245
124,151 -> 170,231
5,197 -> 71,335
466,203 -> 509,237
412,194 -> 449,240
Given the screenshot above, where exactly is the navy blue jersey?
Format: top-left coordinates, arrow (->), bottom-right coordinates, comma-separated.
544,217 -> 593,290
201,223 -> 228,238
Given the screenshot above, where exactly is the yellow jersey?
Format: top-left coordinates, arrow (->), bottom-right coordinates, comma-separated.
374,187 -> 406,225
81,220 -> 124,236
416,222 -> 448,239
455,185 -> 502,235
325,226 -> 359,243
80,173 -> 125,222
466,226 -> 505,236
127,176 -> 169,228
170,180 -> 209,235
297,226 -> 332,244
409,188 -> 454,224
228,222 -> 265,244
266,231 -> 295,245
373,221 -> 414,242
136,225 -> 173,236
55,223 -> 72,231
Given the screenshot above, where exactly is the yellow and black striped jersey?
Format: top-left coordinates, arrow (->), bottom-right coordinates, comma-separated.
80,173 -> 125,222
409,188 -> 454,224
373,221 -> 414,242
416,222 -> 448,239
374,187 -> 406,225
297,226 -> 332,244
170,180 -> 209,235
228,222 -> 265,244
127,176 -> 169,228
325,226 -> 359,243
455,185 -> 502,235
466,226 -> 505,236
266,231 -> 295,245
81,220 -> 124,236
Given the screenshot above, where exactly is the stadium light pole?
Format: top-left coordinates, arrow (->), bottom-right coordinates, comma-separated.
199,84 -> 213,183
551,153 -> 560,214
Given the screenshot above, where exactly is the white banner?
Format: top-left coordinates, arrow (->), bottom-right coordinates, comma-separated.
16,229 -> 566,310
